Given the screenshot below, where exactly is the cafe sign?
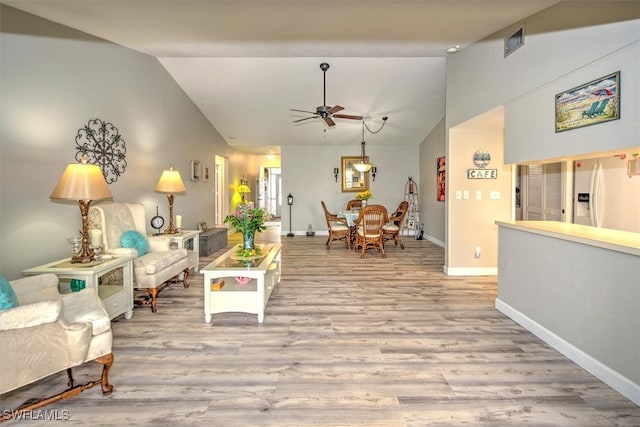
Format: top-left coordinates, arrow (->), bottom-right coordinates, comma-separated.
467,169 -> 497,179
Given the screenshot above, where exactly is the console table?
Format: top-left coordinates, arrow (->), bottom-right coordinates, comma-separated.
22,254 -> 135,321
201,243 -> 281,323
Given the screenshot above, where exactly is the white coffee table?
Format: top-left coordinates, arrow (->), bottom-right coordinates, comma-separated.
22,254 -> 135,320
201,243 -> 281,324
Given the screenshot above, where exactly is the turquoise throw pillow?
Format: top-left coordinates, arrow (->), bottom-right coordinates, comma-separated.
0,277 -> 19,311
120,230 -> 149,256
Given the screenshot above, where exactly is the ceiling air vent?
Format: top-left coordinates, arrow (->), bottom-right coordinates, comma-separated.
504,25 -> 525,58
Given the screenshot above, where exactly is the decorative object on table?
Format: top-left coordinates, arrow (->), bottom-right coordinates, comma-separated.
175,215 -> 183,230
224,203 -> 267,249
67,235 -> 82,257
190,160 -> 201,181
198,221 -> 208,232
155,164 -> 186,234
50,155 -> 113,263
150,205 -> 165,235
211,280 -> 225,291
70,278 -> 86,292
237,182 -> 251,202
231,245 -> 264,261
235,276 -> 251,286
74,118 -> 127,184
355,190 -> 372,207
437,156 -> 446,202
555,71 -> 620,133
286,193 -> 294,237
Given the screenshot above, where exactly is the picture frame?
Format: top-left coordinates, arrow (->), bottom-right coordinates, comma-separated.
341,156 -> 370,192
437,156 -> 446,202
555,71 -> 620,133
191,160 -> 201,181
197,221 -> 208,232
202,165 -> 210,182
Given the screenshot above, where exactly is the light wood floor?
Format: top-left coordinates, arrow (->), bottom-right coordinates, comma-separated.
3,224 -> 639,426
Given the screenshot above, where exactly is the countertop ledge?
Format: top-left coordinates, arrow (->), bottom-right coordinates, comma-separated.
496,220 -> 640,257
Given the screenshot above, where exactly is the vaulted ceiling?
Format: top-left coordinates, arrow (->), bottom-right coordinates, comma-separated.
4,0 -> 566,155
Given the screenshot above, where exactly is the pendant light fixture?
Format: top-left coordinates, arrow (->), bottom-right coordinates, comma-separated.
354,120 -> 372,173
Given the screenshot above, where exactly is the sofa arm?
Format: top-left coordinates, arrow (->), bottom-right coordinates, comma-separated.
108,247 -> 138,256
0,300 -> 62,331
11,273 -> 61,305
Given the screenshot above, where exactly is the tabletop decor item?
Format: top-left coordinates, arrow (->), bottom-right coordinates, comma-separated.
355,190 -> 372,207
224,203 -> 267,250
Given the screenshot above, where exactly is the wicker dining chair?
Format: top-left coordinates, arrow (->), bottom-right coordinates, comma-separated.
382,200 -> 409,249
346,199 -> 362,211
354,204 -> 388,258
321,201 -> 351,250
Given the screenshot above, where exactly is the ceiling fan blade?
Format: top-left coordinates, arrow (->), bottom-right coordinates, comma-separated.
293,116 -> 317,123
324,117 -> 336,127
328,105 -> 344,114
290,108 -> 318,115
333,114 -> 363,120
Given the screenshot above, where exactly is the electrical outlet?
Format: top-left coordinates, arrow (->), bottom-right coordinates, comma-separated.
475,246 -> 481,258
456,190 -> 462,200
476,190 -> 482,200
463,190 -> 469,200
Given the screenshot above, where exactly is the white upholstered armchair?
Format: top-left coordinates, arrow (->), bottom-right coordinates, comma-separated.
0,274 -> 113,422
89,201 -> 189,312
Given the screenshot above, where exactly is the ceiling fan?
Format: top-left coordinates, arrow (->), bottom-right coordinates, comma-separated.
291,62 -> 363,127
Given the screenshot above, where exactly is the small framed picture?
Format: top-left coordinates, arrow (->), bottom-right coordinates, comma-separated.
197,222 -> 208,232
191,160 -> 201,181
202,165 -> 210,182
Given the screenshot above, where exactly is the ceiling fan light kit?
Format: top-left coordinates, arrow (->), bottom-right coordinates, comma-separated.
291,63 -> 363,127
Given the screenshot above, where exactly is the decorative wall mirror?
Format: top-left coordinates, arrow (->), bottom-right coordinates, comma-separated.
341,156 -> 370,192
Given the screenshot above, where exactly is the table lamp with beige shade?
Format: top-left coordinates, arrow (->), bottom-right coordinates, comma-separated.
155,165 -> 186,234
50,155 -> 113,263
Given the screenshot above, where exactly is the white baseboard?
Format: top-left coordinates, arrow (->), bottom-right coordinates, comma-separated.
444,266 -> 497,276
495,298 -> 640,406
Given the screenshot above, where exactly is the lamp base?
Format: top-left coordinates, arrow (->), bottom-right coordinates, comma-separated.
71,253 -> 94,264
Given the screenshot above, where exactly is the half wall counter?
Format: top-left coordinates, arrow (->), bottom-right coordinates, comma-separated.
495,220 -> 639,406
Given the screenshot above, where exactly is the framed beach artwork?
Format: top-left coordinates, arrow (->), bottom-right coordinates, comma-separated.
341,156 -> 370,192
555,71 -> 620,133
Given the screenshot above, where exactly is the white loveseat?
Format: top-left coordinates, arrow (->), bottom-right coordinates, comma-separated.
89,201 -> 189,312
0,274 -> 113,421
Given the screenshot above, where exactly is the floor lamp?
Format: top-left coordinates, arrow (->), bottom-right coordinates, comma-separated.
286,193 -> 294,237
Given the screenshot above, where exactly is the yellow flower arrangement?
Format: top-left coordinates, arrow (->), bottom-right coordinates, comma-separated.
355,190 -> 372,200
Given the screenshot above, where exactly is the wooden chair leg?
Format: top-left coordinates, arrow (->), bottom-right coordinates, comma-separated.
182,268 -> 190,288
147,288 -> 158,313
95,353 -> 114,395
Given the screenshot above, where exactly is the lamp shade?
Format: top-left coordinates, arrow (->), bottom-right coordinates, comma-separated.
155,168 -> 186,194
50,163 -> 113,201
237,184 -> 250,194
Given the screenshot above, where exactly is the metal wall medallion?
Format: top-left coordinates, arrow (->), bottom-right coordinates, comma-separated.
473,150 -> 491,168
75,118 -> 127,184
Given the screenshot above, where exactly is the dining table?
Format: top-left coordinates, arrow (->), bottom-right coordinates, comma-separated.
338,210 -> 360,248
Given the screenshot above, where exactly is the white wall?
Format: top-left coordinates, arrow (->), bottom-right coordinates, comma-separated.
281,143 -> 418,235
418,117 -> 446,245
0,5 -> 253,279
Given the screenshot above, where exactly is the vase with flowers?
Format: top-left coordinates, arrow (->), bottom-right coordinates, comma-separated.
355,190 -> 372,207
224,203 -> 267,255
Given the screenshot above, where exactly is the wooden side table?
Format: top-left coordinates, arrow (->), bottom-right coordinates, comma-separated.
171,230 -> 200,272
22,255 -> 135,320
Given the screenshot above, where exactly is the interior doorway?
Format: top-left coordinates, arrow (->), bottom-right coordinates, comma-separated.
258,166 -> 282,219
